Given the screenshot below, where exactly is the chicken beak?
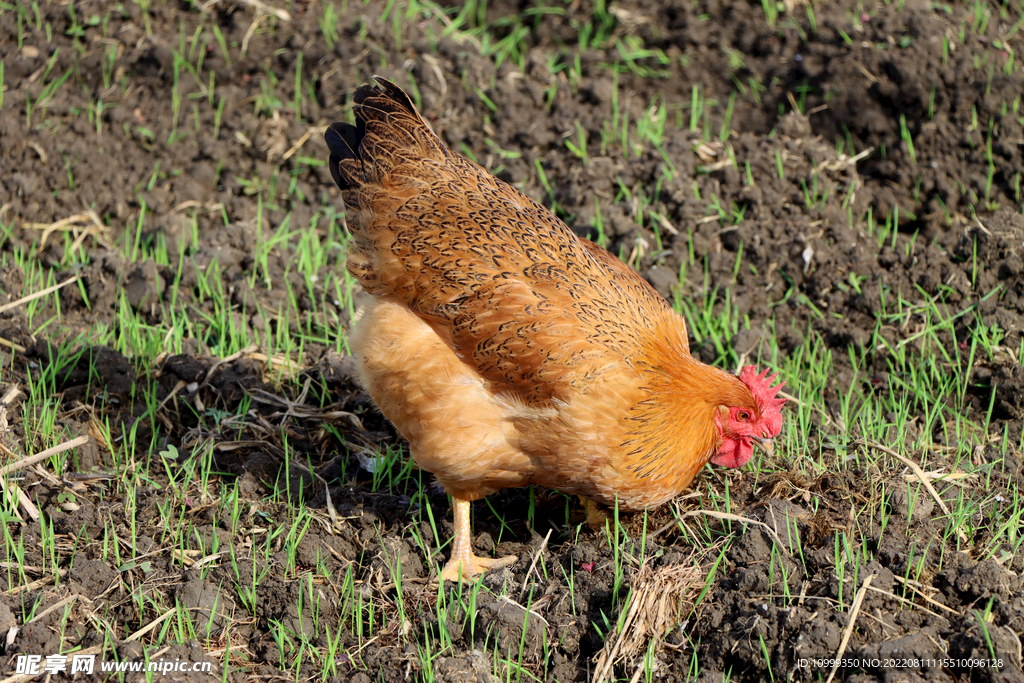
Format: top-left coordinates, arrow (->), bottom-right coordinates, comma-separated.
751,436 -> 774,457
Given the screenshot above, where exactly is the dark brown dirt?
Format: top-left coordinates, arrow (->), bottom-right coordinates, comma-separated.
0,0 -> 1023,680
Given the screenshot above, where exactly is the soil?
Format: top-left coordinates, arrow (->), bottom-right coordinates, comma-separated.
1,0 -> 1023,681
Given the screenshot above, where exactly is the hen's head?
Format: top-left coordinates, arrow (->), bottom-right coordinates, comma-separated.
711,366 -> 786,468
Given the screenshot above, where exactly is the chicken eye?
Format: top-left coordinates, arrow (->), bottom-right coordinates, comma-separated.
737,411 -> 750,421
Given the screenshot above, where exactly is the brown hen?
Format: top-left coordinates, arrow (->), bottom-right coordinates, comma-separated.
325,77 -> 785,582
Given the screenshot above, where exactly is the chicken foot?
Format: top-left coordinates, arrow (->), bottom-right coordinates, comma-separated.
440,497 -> 517,582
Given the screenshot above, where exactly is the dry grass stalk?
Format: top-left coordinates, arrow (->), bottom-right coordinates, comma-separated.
857,439 -> 968,543
0,337 -> 26,353
0,276 -> 80,316
0,435 -> 89,477
23,209 -> 111,251
825,571 -> 876,683
592,557 -> 704,683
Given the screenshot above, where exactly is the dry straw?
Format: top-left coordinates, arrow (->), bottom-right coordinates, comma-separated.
592,556 -> 704,683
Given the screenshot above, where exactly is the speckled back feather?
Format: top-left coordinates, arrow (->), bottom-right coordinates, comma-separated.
327,77 -> 687,404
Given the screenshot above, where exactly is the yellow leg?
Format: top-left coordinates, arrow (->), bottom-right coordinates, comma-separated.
439,497 -> 517,582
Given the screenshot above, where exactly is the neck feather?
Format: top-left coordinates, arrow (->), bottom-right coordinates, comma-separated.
618,324 -> 756,501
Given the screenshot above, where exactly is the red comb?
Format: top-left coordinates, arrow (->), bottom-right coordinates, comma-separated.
738,366 -> 786,436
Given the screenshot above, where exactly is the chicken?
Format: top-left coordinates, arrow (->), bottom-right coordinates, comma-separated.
325,77 -> 786,582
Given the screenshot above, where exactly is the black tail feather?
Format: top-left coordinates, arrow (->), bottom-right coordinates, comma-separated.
325,76 -> 437,192
325,121 -> 365,190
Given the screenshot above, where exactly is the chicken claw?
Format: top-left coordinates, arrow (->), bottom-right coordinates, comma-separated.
440,498 -> 517,582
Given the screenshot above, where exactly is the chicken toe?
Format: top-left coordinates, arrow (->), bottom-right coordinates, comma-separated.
440,497 -> 516,582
